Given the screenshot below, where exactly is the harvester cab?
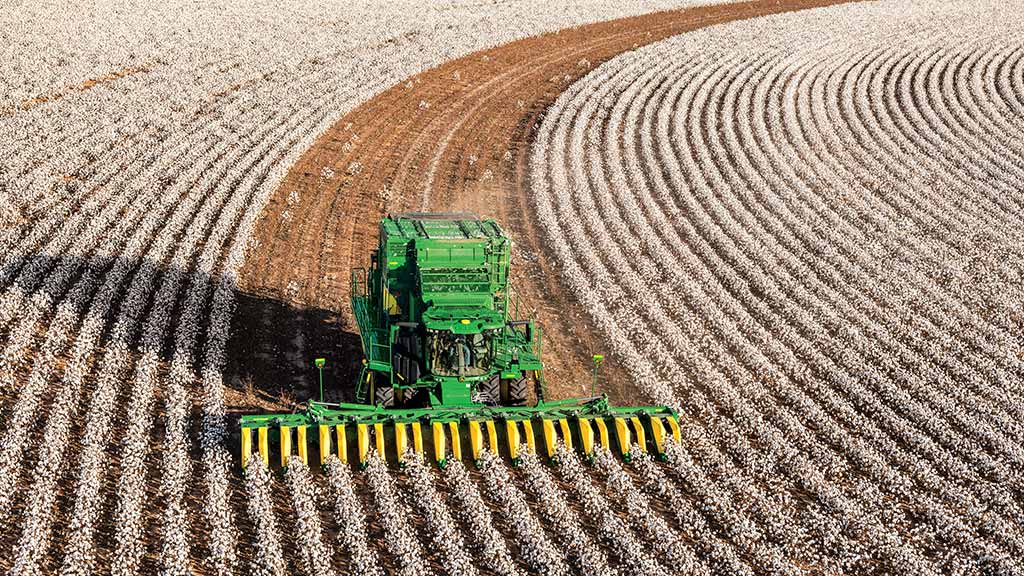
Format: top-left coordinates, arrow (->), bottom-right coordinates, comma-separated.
239,213 -> 679,470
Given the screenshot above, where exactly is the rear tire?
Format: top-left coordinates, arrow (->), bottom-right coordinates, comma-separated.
502,375 -> 528,406
477,376 -> 500,405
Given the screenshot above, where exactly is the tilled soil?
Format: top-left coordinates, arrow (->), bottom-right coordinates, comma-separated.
232,0 -> 855,411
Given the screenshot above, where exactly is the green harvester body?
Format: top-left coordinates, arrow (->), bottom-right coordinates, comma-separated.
239,213 -> 680,469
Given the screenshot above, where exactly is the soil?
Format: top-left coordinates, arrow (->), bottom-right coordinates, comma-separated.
230,0 -> 856,414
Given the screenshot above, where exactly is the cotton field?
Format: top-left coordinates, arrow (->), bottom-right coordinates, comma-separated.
532,0 -> 1024,573
1,0 -> 1023,574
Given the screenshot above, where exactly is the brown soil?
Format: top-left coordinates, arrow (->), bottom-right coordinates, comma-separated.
232,0 -> 857,412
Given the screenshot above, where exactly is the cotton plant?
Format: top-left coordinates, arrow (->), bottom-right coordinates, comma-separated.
442,458 -> 525,576
551,443 -> 670,576
285,458 -> 337,576
478,450 -> 570,576
325,456 -> 384,576
517,447 -> 616,575
364,451 -> 432,576
402,452 -> 479,576
244,459 -> 287,576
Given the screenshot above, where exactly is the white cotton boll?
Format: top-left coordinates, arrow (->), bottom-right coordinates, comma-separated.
364,451 -> 431,576
442,458 -> 525,576
245,459 -> 286,576
478,450 -> 570,576
326,456 -> 384,576
285,458 -> 336,576
403,453 -> 478,576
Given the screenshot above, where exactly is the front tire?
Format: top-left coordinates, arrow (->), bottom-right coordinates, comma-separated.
374,380 -> 395,408
501,375 -> 528,406
477,375 -> 500,405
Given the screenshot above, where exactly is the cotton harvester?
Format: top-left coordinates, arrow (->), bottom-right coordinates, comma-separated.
239,213 -> 680,469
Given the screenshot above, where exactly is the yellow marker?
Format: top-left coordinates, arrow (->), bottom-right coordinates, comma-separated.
374,423 -> 386,461
241,428 -> 252,468
258,427 -> 269,466
336,424 -> 348,464
578,419 -> 595,455
558,419 -> 574,451
630,417 -> 646,452
506,420 -> 520,460
319,425 -> 330,466
396,423 -> 409,461
542,419 -> 557,458
432,421 -> 446,463
613,418 -> 631,456
594,419 -> 610,450
522,420 -> 536,453
485,420 -> 499,454
649,418 -> 667,455
357,423 -> 370,464
411,422 -> 424,456
666,416 -> 681,444
448,421 -> 462,460
280,426 -> 292,468
469,421 -> 484,460
297,426 -> 308,466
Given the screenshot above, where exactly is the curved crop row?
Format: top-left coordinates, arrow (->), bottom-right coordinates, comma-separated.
530,0 -> 1024,572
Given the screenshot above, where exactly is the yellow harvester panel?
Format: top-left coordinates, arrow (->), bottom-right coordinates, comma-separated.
395,422 -> 408,461
578,419 -> 595,455
336,425 -> 348,464
469,421 -> 484,460
357,424 -> 370,464
595,419 -> 610,451
666,416 -> 681,444
241,429 -> 252,468
319,425 -> 330,465
542,419 -> 557,457
258,427 -> 269,466
649,418 -> 666,455
613,418 -> 631,456
280,426 -> 292,468
297,426 -> 308,466
374,423 -> 386,461
506,420 -> 520,460
448,421 -> 462,460
522,420 -> 536,453
485,420 -> 499,454
630,417 -> 646,452
432,421 -> 446,463
411,422 -> 424,456
558,419 -> 573,451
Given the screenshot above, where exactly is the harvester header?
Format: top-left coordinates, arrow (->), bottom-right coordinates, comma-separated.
239,213 -> 679,469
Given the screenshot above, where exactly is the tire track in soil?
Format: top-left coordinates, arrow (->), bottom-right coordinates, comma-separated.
233,0 -> 860,410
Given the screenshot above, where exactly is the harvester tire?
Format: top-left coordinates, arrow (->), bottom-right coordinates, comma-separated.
503,375 -> 528,406
478,375 -> 500,405
374,383 -> 395,408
